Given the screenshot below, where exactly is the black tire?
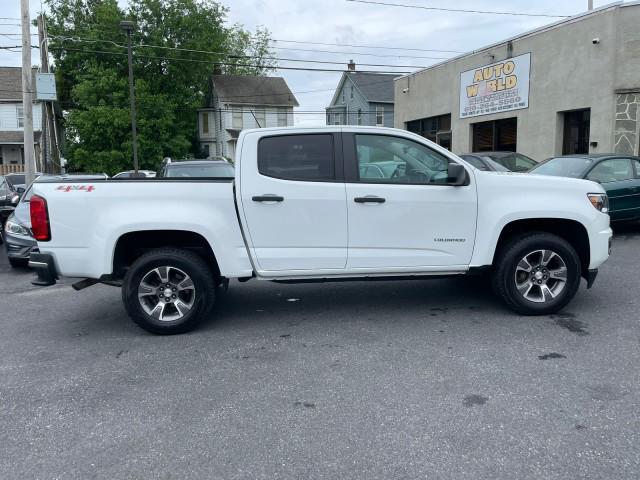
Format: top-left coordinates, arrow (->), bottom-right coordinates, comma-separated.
8,257 -> 29,268
122,247 -> 216,334
492,232 -> 582,315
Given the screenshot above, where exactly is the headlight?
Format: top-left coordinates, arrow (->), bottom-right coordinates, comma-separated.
587,193 -> 609,213
5,220 -> 31,236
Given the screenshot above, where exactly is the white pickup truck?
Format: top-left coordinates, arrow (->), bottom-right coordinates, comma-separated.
29,127 -> 612,334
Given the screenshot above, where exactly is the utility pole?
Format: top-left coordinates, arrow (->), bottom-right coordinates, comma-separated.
38,15 -> 60,174
21,0 -> 36,186
120,20 -> 139,174
37,15 -> 48,173
588,0 -> 593,10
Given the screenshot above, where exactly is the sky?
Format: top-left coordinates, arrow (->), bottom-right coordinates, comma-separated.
0,0 -> 608,126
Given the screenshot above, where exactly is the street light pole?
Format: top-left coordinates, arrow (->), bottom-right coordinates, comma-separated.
588,0 -> 593,10
120,21 -> 139,174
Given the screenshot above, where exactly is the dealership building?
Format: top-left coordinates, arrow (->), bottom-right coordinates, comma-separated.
394,2 -> 640,160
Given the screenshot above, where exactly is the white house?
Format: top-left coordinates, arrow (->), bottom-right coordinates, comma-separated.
0,67 -> 42,167
198,74 -> 299,161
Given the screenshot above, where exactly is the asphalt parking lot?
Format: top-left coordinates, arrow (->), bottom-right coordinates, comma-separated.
1,226 -> 639,480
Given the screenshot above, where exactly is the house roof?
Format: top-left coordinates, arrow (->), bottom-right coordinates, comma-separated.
348,72 -> 398,103
0,67 -> 38,101
211,75 -> 299,106
0,131 -> 41,144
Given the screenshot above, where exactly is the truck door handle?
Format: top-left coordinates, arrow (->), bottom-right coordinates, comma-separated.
354,196 -> 386,204
252,195 -> 284,202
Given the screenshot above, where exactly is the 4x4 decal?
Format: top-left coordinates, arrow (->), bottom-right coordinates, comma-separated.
56,185 -> 95,192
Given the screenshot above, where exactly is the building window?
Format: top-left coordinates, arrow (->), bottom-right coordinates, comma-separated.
342,91 -> 345,103
278,108 -> 288,127
203,144 -> 210,157
329,112 -> 343,125
232,107 -> 243,129
254,108 -> 266,128
472,117 -> 517,152
562,109 -> 590,155
16,106 -> 24,128
405,113 -> 452,150
357,109 -> 362,125
376,106 -> 384,126
201,112 -> 209,134
350,85 -> 354,99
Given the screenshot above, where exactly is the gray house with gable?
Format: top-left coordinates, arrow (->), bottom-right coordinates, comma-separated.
326,62 -> 397,128
198,74 -> 299,161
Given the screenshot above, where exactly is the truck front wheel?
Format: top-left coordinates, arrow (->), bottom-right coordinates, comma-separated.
122,248 -> 216,334
492,233 -> 582,315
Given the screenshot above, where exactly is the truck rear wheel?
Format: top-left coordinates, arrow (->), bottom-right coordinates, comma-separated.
122,248 -> 216,334
492,233 -> 581,315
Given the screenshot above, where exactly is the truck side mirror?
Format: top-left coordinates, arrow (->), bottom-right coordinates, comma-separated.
448,163 -> 467,186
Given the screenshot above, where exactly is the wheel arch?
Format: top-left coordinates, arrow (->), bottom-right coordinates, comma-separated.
492,218 -> 590,276
111,230 -> 221,282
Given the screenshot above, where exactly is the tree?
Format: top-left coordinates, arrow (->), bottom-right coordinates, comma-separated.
45,0 -> 276,174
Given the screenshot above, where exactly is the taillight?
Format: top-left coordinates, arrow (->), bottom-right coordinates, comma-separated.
30,194 -> 51,241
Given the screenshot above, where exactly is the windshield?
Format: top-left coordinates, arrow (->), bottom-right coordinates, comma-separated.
7,174 -> 25,186
529,157 -> 595,178
486,153 -> 537,172
165,163 -> 235,178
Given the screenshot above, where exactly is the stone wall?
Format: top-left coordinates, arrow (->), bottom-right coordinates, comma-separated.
615,91 -> 640,155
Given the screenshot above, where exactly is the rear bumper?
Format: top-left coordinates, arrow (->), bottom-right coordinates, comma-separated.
29,252 -> 58,286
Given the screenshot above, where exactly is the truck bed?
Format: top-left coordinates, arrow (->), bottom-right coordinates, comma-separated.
32,179 -> 253,279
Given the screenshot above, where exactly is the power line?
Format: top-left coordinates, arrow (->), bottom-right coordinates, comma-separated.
273,45 -> 449,60
273,38 -> 464,53
0,67 -> 399,101
345,0 -> 571,18
50,36 -> 428,69
49,45 -> 412,74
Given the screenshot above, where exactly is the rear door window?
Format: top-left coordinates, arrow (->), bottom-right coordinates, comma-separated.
258,134 -> 335,181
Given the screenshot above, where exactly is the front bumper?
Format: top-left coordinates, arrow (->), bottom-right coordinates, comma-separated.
589,225 -> 613,270
4,231 -> 38,259
29,252 -> 58,286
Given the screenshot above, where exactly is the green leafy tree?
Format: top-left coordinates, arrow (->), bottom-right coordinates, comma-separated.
46,0 -> 276,174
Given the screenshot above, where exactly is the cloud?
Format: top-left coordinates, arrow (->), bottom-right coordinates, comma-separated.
1,0 -> 594,127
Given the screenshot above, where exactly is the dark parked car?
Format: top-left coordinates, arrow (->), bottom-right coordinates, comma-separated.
5,172 -> 42,191
529,154 -> 640,222
459,152 -> 538,172
157,159 -> 234,178
3,186 -> 36,267
0,175 -> 21,242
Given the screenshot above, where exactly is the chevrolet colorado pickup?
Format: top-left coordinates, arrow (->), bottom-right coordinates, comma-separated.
29,127 -> 612,334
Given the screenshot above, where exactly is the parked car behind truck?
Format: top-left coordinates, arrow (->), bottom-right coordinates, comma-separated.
29,127 -> 612,334
529,154 -> 640,222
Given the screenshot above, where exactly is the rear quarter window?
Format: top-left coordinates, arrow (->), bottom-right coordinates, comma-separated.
258,134 -> 335,181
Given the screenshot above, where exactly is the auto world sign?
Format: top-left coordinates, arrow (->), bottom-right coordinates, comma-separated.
459,53 -> 531,119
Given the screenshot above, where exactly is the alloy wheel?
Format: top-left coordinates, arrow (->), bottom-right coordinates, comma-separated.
514,249 -> 568,303
137,266 -> 196,321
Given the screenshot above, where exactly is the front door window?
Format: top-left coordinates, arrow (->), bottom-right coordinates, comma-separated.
355,134 -> 451,184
